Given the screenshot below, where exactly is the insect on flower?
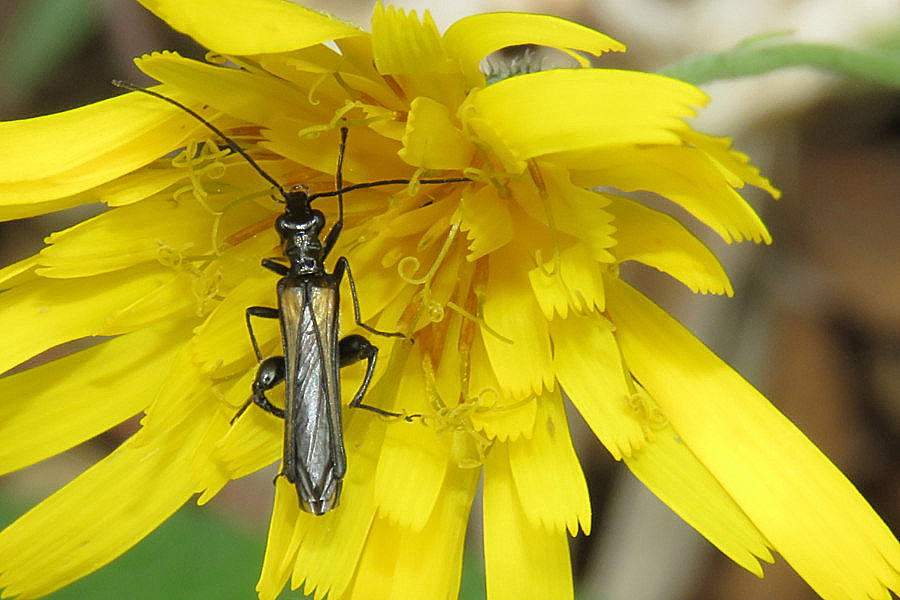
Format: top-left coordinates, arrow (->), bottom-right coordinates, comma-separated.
112,81 -> 468,514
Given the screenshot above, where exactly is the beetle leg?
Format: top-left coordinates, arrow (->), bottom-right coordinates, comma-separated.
339,334 -> 417,421
232,356 -> 286,423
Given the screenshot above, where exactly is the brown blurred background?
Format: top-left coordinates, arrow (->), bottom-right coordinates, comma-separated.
1,1 -> 898,599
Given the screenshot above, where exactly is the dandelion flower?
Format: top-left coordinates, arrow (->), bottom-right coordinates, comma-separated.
0,2 -> 898,600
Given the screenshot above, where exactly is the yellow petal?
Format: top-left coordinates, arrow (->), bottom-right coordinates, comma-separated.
443,12 -> 626,86
190,271 -> 276,377
332,36 -> 409,113
372,4 -> 453,73
0,196 -> 93,222
135,51 -> 325,132
350,465 -> 478,600
459,185 -> 514,260
96,272 -> 200,335
507,390 -> 591,536
467,330 -> 538,441
370,3 -> 461,104
469,396 -> 539,443
484,442 -> 574,600
292,413 -> 384,599
529,243 -> 608,319
135,0 -> 363,55
383,465 -> 478,600
605,194 -> 734,295
399,96 -> 475,169
374,348 -> 451,530
0,410 -> 209,599
606,277 -> 900,599
66,161 -> 188,208
0,321 -> 181,475
625,412 -> 774,576
0,265 -> 179,374
0,254 -> 39,289
569,144 -> 771,243
257,477 -> 304,600
482,244 -> 554,398
550,312 -> 644,460
682,129 -> 781,200
538,165 -> 616,260
37,196 -> 215,278
137,346 -> 214,437
461,69 -> 707,165
460,110 -> 526,174
200,370 -> 282,503
0,88 -> 200,207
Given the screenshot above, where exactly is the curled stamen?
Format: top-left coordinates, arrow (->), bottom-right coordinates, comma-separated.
298,101 -> 396,139
171,184 -> 195,206
473,387 -> 503,410
533,248 -> 559,278
170,140 -> 200,169
199,160 -> 227,182
418,355 -> 496,468
397,256 -> 422,282
626,389 -> 669,431
156,242 -> 185,268
156,241 -> 212,272
474,388 -> 536,414
425,301 -> 445,323
191,269 -> 224,316
445,301 -> 514,345
307,72 -> 330,106
528,161 -> 562,278
398,216 -> 460,285
332,72 -> 355,97
298,104 -> 358,139
170,139 -> 232,211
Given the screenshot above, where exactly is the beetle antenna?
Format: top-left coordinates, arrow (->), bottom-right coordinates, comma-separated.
335,126 -> 348,224
112,80 -> 286,196
309,177 -> 471,201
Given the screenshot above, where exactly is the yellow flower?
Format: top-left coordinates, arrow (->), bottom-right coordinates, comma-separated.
0,1 -> 897,600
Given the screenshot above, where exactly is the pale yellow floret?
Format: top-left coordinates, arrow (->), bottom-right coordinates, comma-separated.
459,185 -> 514,260
351,465 -> 477,600
0,266 -> 177,371
374,348 -> 451,530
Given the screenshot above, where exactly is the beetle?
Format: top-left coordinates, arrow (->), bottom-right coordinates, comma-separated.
113,81 -> 467,513
234,127 -> 407,514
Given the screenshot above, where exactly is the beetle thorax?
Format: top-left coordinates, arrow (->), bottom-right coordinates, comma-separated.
276,209 -> 325,274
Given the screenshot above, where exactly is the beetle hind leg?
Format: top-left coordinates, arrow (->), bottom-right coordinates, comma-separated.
231,356 -> 287,423
340,334 -> 419,421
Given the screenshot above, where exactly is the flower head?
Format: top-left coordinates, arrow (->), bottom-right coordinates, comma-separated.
0,2 -> 898,600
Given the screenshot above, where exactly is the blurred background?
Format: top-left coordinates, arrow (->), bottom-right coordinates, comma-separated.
1,1 -> 898,598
